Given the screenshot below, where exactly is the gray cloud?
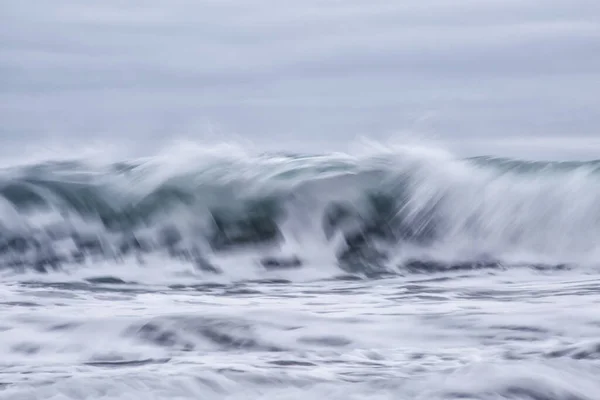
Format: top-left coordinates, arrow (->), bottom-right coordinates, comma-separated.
1,0 -> 599,158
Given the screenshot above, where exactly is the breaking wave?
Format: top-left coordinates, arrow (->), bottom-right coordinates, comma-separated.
2,142 -> 600,279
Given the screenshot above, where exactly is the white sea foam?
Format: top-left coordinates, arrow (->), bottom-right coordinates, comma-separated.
1,141 -> 600,283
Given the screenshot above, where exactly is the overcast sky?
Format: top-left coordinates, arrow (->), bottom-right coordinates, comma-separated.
1,0 -> 600,159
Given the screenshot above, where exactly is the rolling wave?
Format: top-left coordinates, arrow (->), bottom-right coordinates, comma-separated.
1,144 -> 600,278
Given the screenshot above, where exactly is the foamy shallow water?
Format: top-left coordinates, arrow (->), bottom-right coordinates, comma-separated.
2,268 -> 600,400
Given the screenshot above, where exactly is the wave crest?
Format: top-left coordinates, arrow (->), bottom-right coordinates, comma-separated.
1,144 -> 600,278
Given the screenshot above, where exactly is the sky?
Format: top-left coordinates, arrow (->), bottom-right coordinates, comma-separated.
1,0 -> 600,159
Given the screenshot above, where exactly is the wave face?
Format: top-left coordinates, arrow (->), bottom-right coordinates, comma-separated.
2,144 -> 600,279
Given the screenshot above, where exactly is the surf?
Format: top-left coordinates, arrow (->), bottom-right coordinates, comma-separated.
1,142 -> 600,280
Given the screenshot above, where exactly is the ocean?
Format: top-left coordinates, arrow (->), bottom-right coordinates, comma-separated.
1,144 -> 600,399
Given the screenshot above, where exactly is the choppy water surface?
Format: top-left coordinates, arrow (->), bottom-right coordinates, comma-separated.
2,270 -> 600,399
2,145 -> 600,399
